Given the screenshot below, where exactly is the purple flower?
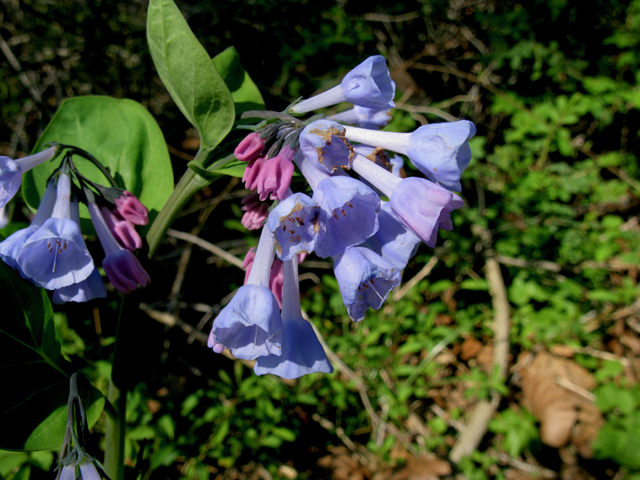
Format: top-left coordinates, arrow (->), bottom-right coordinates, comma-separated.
299,120 -> 354,174
53,268 -> 106,304
114,191 -> 148,226
312,176 -> 380,258
344,120 -> 476,191
350,152 -> 463,247
235,132 -> 266,162
367,202 -> 421,270
329,106 -> 392,130
17,174 -> 94,290
333,246 -> 401,322
86,188 -> 149,293
290,56 -> 395,114
267,192 -> 321,261
241,193 -> 269,230
0,146 -> 58,207
254,146 -> 295,200
101,206 -> 142,252
255,258 -> 333,378
0,179 -> 57,272
209,226 -> 283,359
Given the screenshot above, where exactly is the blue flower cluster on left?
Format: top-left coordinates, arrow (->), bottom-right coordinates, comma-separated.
0,145 -> 150,303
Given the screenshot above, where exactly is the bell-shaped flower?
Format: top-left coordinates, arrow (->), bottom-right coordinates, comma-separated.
86,189 -> 149,294
350,152 -> 463,247
254,146 -> 295,201
241,193 -> 269,230
255,257 -> 333,378
294,155 -> 380,258
299,120 -> 354,174
0,146 -> 58,207
329,106 -> 392,130
17,173 -> 95,290
290,56 -> 395,114
114,191 -> 148,225
0,179 -> 57,272
333,246 -> 401,322
344,120 -> 476,191
235,132 -> 266,162
267,192 -> 321,261
209,226 -> 283,360
53,268 -> 106,304
101,206 -> 142,252
243,248 -> 285,307
367,202 -> 421,270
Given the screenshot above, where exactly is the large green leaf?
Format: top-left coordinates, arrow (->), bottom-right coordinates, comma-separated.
23,96 -> 173,236
147,0 -> 235,151
0,263 -> 104,451
212,47 -> 265,115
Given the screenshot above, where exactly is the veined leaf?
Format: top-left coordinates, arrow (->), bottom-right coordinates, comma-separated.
213,46 -> 265,115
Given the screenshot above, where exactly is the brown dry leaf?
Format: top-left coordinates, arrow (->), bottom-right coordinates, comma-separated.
461,337 -> 483,361
476,345 -> 494,371
549,345 -> 575,357
520,351 -> 596,448
390,456 -> 451,480
318,446 -> 371,480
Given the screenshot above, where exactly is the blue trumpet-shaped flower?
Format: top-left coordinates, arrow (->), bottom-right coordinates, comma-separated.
367,202 -> 421,270
17,173 -> 94,289
0,179 -> 57,273
329,106 -> 392,130
290,56 -> 395,114
53,268 -> 106,304
299,120 -> 354,174
333,246 -> 401,322
344,120 -> 476,191
267,192 -> 321,261
255,258 -> 333,378
0,146 -> 58,207
209,226 -> 283,360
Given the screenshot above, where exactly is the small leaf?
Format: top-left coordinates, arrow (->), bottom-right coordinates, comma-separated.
0,263 -> 104,451
147,0 -> 234,151
24,97 -> 173,236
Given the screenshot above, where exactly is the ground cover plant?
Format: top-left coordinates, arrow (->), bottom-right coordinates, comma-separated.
1,0 -> 640,479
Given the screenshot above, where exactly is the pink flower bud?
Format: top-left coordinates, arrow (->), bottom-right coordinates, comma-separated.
241,194 -> 269,230
114,191 -> 148,225
235,132 -> 266,162
101,206 -> 143,252
254,147 -> 295,201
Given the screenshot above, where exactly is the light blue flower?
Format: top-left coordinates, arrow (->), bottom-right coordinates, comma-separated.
329,106 -> 392,130
255,258 -> 332,378
290,56 -> 395,114
299,120 -> 354,174
367,202 -> 421,270
53,268 -> 106,304
0,146 -> 58,207
333,246 -> 401,322
267,192 -> 321,261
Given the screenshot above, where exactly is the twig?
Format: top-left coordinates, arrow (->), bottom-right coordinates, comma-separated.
361,12 -> 421,22
167,229 -> 244,269
495,453 -> 557,479
393,103 -> 459,122
554,376 -> 596,402
393,256 -> 438,301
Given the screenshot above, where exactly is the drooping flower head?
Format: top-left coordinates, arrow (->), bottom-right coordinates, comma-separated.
290,56 -> 395,114
241,193 -> 269,230
333,246 -> 401,322
0,145 -> 59,207
113,191 -> 148,225
100,206 -> 143,252
255,257 -> 333,378
17,172 -> 95,290
209,226 -> 283,360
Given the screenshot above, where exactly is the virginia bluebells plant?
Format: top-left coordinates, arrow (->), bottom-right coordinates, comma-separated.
208,55 -> 476,378
0,145 -> 150,302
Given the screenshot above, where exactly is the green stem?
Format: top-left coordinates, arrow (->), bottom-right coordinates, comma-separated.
146,148 -> 216,258
104,381 -> 126,480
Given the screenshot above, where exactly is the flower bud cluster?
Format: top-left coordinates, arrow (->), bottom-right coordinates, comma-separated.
209,56 -> 477,379
0,145 -> 150,302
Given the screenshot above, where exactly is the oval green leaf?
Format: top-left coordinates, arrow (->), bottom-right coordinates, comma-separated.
23,96 -> 173,236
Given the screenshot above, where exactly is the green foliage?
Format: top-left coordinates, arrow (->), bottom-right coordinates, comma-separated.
0,263 -> 104,451
489,408 -> 539,457
24,96 -> 173,236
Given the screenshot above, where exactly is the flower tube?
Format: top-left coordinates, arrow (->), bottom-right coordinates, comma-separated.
209,225 -> 284,360
255,257 -> 333,378
344,120 -> 476,191
290,56 -> 395,114
18,173 -> 95,289
0,146 -> 58,207
329,106 -> 392,130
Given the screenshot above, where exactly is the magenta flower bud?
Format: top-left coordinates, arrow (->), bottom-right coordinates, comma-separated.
235,132 -> 266,162
255,146 -> 296,201
241,193 -> 269,230
114,191 -> 149,225
243,247 -> 285,307
242,155 -> 267,191
100,207 -> 143,252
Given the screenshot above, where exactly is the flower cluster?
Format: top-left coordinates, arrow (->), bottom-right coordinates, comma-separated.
0,145 -> 150,303
209,55 -> 476,378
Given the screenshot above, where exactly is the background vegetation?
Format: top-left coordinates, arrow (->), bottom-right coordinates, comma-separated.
1,0 -> 640,479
